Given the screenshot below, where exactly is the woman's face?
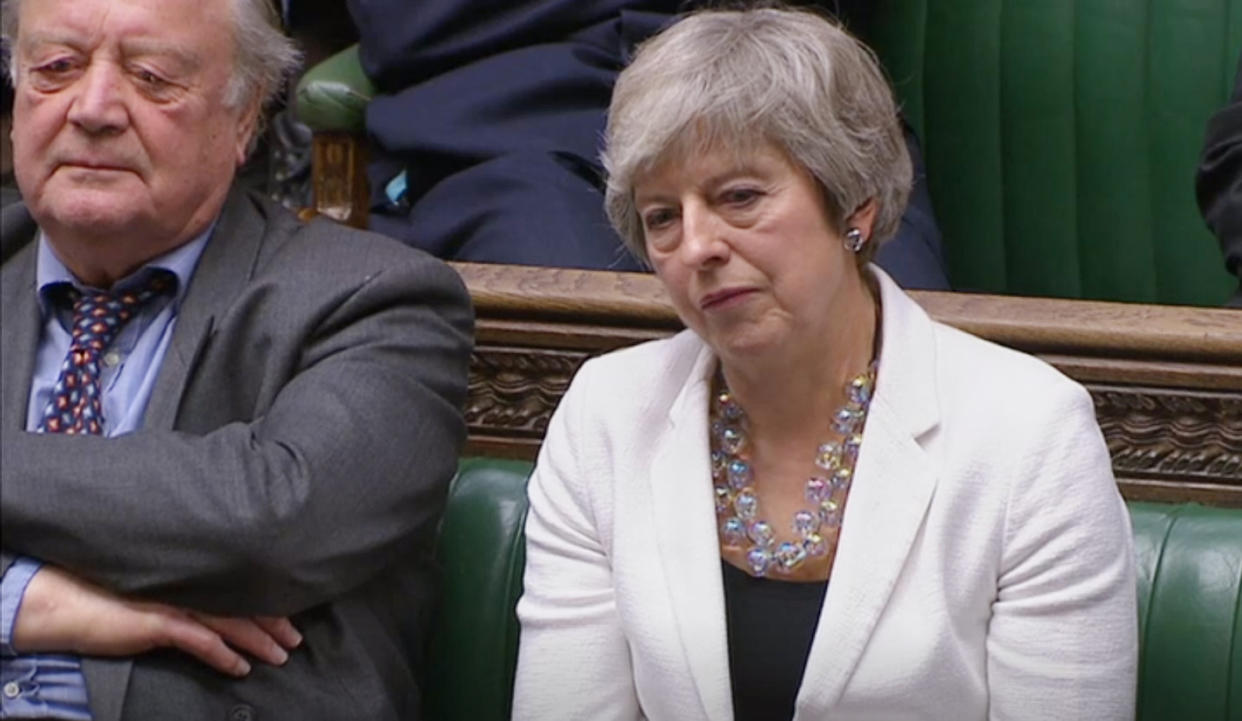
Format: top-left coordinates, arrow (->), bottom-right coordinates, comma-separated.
635,141 -> 872,362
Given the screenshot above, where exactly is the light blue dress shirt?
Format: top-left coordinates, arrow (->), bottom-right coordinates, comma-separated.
1,230 -> 210,720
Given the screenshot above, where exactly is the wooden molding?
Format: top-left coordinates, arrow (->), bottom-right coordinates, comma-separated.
453,262 -> 1242,507
310,133 -> 369,229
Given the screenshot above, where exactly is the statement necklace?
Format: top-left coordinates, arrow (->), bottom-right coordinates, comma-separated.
710,362 -> 877,577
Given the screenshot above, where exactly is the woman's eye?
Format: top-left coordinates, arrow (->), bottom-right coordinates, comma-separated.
721,188 -> 761,206
643,208 -> 677,231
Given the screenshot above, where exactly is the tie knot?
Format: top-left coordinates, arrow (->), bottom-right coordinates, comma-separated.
38,268 -> 175,435
63,269 -> 176,353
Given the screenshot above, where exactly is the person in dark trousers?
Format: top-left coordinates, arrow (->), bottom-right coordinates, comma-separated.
1197,51 -> 1242,308
348,0 -> 951,288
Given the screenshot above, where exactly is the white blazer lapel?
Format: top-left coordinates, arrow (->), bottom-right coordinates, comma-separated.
648,342 -> 734,721
795,269 -> 942,716
794,399 -> 937,714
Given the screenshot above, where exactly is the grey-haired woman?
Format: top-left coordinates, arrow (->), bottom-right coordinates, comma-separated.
513,7 -> 1137,720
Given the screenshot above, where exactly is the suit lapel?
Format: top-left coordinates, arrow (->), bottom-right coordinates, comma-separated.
2,210 -> 136,721
144,188 -> 264,429
794,269 -> 942,716
1,240 -> 39,431
649,342 -> 733,721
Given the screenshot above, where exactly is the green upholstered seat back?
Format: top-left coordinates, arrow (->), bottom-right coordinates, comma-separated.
1129,502 -> 1242,721
295,45 -> 376,133
865,0 -> 1241,305
424,458 -> 533,721
428,459 -> 1242,720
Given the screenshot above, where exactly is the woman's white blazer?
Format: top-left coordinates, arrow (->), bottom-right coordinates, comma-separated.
513,268 -> 1138,721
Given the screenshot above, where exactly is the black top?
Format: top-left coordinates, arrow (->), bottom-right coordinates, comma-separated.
722,560 -> 830,721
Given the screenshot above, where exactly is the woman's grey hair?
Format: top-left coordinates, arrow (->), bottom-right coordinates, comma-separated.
1,0 -> 300,111
603,5 -> 912,266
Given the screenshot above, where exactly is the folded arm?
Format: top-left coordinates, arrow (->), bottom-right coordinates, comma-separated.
4,559 -> 300,675
0,254 -> 472,617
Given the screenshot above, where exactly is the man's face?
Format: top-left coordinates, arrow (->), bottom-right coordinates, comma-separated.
10,0 -> 256,282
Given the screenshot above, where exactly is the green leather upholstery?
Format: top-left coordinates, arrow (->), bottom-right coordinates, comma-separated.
295,45 -> 375,134
1130,502 -> 1242,721
433,459 -> 1242,720
425,458 -> 532,721
866,0 -> 1241,305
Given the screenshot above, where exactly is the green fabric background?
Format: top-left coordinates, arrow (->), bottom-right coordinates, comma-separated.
866,0 -> 1242,306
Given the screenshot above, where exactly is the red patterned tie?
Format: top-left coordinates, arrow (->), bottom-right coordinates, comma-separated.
38,271 -> 175,435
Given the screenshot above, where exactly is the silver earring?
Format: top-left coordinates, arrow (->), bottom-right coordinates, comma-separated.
844,227 -> 866,253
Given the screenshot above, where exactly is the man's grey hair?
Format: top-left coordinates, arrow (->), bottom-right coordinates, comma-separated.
1,0 -> 300,111
603,6 -> 912,266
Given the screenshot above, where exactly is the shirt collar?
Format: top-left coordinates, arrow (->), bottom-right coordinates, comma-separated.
34,220 -> 216,314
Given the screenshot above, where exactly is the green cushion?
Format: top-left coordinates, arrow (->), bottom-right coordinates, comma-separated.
866,0 -> 1240,305
424,458 -> 534,721
430,459 -> 1242,720
1129,502 -> 1242,721
294,45 -> 375,134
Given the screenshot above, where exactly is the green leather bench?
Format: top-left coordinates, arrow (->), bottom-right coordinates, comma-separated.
430,458 -> 1242,721
295,0 -> 1241,305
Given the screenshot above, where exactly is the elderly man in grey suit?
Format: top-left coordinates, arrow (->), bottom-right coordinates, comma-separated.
0,0 -> 473,718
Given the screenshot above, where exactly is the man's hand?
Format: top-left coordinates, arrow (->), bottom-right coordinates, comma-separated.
11,565 -> 302,676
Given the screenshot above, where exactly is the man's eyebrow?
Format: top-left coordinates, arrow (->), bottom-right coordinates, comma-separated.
121,39 -> 203,70
19,30 -> 87,51
18,31 -> 202,70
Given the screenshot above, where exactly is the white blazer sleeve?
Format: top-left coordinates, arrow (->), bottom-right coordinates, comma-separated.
986,383 -> 1138,720
512,360 -> 644,721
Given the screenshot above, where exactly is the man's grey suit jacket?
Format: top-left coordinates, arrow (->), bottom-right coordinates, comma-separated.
0,188 -> 474,720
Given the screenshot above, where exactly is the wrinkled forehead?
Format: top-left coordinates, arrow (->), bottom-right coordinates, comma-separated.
16,0 -> 232,59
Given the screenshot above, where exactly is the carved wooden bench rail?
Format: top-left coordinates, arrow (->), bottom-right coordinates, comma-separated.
450,262 -> 1242,508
